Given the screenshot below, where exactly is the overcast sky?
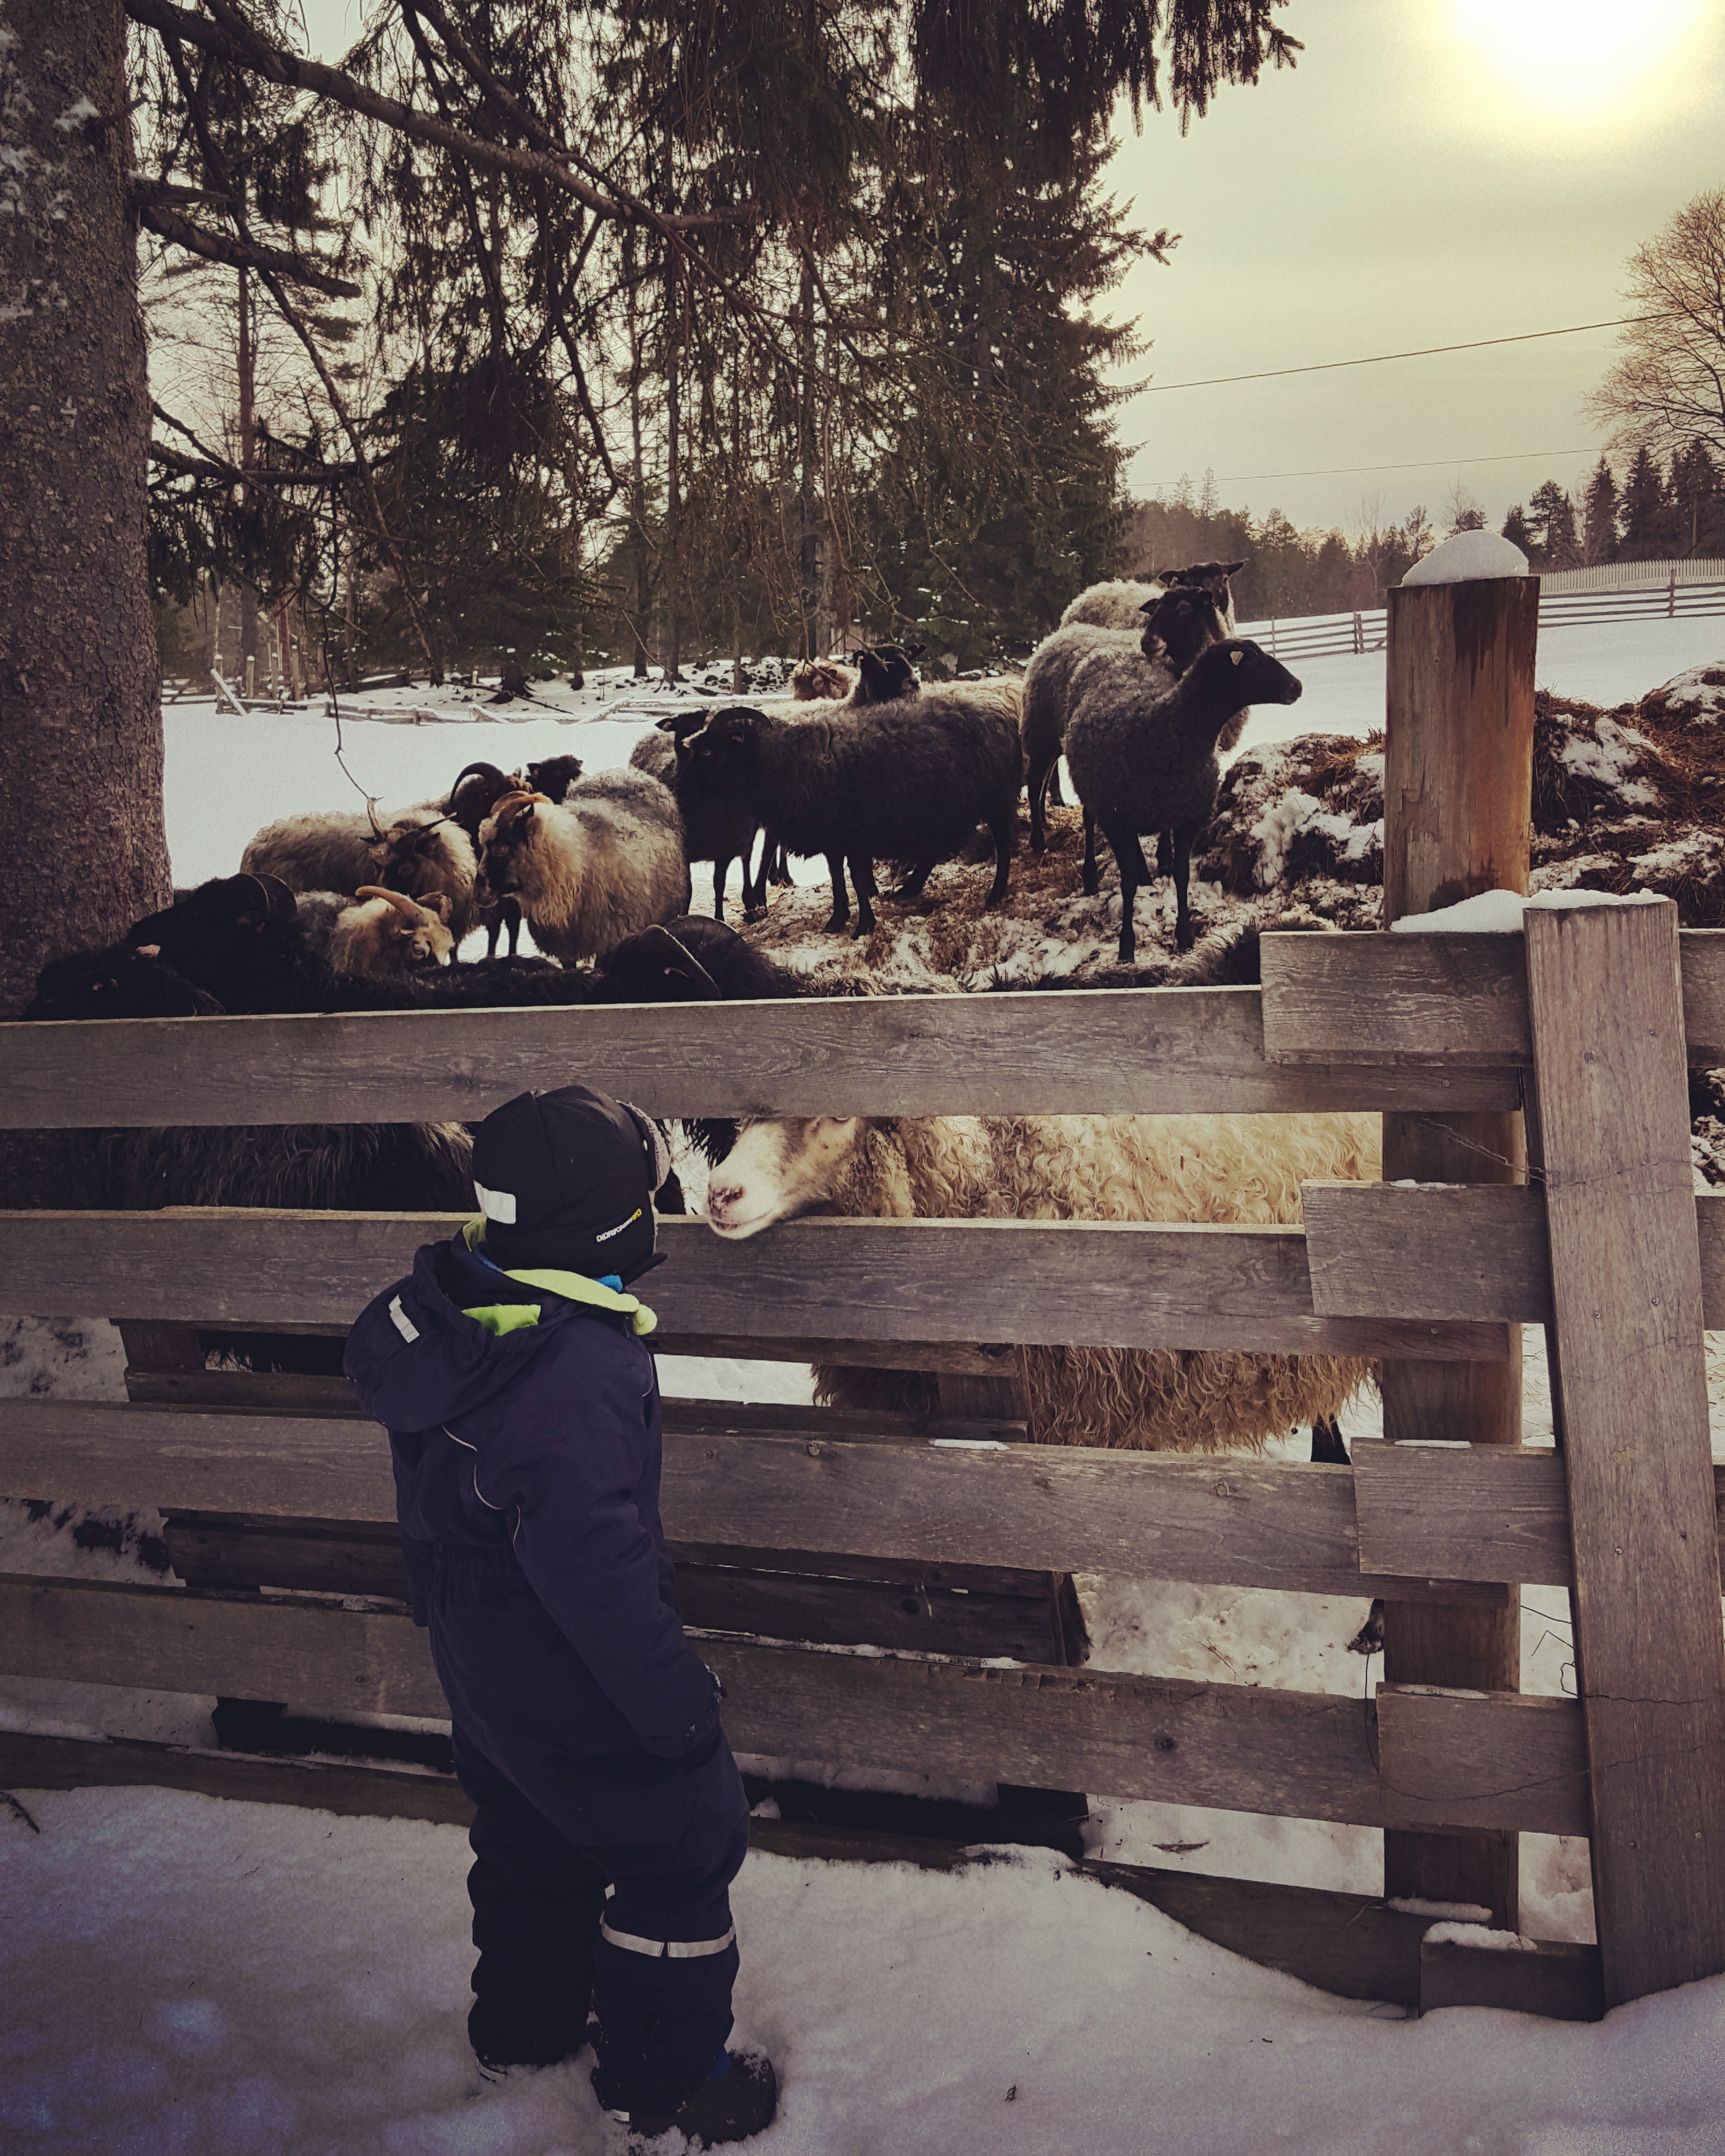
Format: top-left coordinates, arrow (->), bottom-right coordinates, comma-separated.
1106,0 -> 1725,533
296,1 -> 1724,537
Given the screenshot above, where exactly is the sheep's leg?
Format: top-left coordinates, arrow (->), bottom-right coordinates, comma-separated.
504,900 -> 522,959
1028,752 -> 1055,853
849,855 -> 879,937
1171,821 -> 1199,952
743,830 -> 769,919
484,915 -> 501,961
1155,828 -> 1173,877
1047,761 -> 1067,809
711,857 -> 730,921
1310,1416 -> 1350,1465
1080,809 -> 1101,898
890,858 -> 936,902
983,808 -> 1014,908
1102,820 -> 1139,964
823,852 -> 850,934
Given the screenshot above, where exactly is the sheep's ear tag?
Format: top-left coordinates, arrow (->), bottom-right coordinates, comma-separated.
1230,649 -> 1243,665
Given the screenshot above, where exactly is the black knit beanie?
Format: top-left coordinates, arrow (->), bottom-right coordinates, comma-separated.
470,1085 -> 667,1284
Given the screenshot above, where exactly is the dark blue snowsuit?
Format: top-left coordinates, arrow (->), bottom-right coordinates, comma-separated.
345,1227 -> 749,2115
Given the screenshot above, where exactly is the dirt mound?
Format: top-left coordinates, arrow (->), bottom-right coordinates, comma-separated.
1200,734 -> 1385,898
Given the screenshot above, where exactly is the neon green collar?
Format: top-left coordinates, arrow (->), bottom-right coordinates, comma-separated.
460,1218 -> 657,1337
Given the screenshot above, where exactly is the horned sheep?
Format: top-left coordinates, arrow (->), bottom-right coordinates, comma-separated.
242,800 -> 481,944
476,769 -> 690,966
701,1109 -> 1379,1453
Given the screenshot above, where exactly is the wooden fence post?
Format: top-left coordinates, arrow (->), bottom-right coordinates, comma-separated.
1380,571 -> 1539,1926
1526,899 -> 1725,2003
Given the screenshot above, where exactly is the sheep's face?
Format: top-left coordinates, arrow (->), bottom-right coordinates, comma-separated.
704,1115 -> 862,1238
476,793 -> 551,898
1209,640 -> 1302,708
852,645 -> 917,704
1140,590 -> 1226,677
524,754 -> 584,801
676,708 -> 766,799
372,817 -> 476,908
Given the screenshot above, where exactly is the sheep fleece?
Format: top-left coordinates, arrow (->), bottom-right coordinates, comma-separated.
807,1112 -> 1379,1451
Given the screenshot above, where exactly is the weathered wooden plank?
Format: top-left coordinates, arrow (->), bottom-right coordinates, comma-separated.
0,989 -> 1522,1128
1418,1935 -> 1603,2022
1306,1183 -> 1725,1330
1376,1684 -> 1589,1839
1352,1443 -> 1573,1587
1263,933 -> 1532,1067
1526,899 -> 1725,2007
0,1573 -> 1584,1833
1304,1183 -> 1553,1325
1261,927 -> 1725,1070
0,1399 -> 1499,1603
0,1209 -> 1513,1361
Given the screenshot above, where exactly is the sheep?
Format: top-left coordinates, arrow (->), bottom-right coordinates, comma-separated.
700,1110 -> 1378,1455
1065,637 -> 1302,961
673,686 -> 1022,939
847,645 -> 921,705
523,754 -> 586,802
475,770 -> 690,966
304,885 -> 456,980
791,658 -> 859,700
1022,587 -> 1229,854
443,761 -> 539,956
1059,562 -> 1244,634
242,801 -> 480,943
630,716 -> 768,921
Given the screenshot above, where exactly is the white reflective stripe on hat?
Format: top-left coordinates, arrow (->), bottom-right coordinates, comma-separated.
600,1918 -> 736,1959
389,1295 -> 419,1342
473,1178 -> 518,1224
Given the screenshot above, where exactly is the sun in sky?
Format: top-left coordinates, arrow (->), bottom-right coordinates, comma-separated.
1448,0 -> 1710,115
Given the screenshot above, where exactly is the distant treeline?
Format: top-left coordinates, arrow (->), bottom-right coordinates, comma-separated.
1129,443 -> 1725,624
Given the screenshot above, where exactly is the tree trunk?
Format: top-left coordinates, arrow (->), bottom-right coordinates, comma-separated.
237,262 -> 259,681
0,0 -> 170,1201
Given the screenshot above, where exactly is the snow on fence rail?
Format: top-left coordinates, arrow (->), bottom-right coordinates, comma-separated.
3,915 -> 1725,2019
1238,563 -> 1725,662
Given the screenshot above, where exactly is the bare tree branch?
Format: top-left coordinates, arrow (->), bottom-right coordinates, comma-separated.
137,197 -> 362,298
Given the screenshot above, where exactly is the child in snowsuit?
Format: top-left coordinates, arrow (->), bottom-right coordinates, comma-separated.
345,1084 -> 776,2147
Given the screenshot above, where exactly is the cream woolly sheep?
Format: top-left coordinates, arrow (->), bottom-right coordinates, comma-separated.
476,770 -> 690,965
324,885 -> 456,978
703,1110 -> 1379,1453
792,658 -> 860,700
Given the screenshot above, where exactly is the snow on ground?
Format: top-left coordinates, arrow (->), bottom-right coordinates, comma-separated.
8,1785 -> 1725,2156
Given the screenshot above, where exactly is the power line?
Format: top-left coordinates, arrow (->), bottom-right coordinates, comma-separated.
1142,315 -> 1659,394
1148,446 -> 1603,486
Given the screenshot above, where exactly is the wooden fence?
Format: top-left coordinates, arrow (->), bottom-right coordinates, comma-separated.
3,909 -> 1725,2020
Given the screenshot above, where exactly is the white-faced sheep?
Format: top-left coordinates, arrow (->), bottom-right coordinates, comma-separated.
1066,638 -> 1302,960
630,716 -> 768,921
673,686 -> 1022,937
476,770 -> 690,965
702,1109 -> 1379,1454
1022,587 -> 1228,854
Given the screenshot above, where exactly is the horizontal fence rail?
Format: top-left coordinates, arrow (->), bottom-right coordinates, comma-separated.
0,982 -> 1526,1127
1239,571 -> 1725,661
11,1398 -> 1725,1597
4,935 -> 1720,1137
0,1210 -> 1518,1360
0,1572 -> 1591,1838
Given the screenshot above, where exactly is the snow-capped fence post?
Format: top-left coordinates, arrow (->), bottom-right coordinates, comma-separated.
1380,551 -> 1540,1929
1525,898 -> 1725,2006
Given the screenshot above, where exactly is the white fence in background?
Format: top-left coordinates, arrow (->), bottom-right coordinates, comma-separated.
1239,562 -> 1725,663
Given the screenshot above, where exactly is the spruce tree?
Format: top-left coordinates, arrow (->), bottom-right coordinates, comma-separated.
1581,457 -> 1619,566
1618,446 -> 1668,559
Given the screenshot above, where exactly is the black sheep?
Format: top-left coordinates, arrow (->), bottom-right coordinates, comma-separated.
675,691 -> 1022,937
1065,638 -> 1303,961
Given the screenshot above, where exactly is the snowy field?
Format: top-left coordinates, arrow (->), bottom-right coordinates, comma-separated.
6,611 -> 1725,2150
